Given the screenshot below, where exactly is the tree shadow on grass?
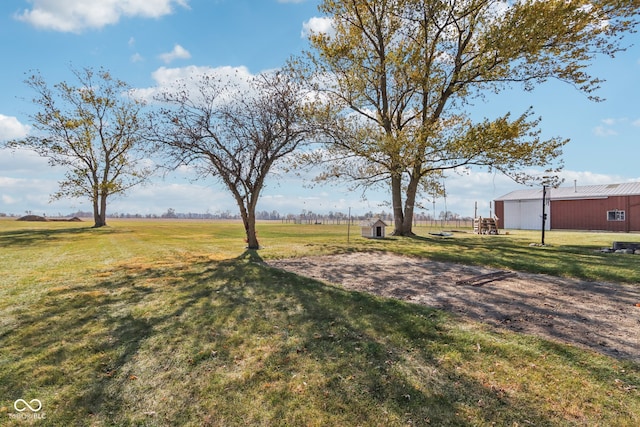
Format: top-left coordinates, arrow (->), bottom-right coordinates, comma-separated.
2,250 -> 633,426
0,226 -> 115,248
237,267 -> 556,426
404,232 -> 640,283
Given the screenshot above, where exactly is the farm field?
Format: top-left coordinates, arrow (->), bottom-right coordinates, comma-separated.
1,218 -> 639,426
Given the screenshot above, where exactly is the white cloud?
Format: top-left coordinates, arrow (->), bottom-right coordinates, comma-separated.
556,170 -> 638,187
132,65 -> 254,103
0,115 -> 30,141
601,117 -> 630,126
0,175 -> 67,215
108,181 -> 232,215
592,117 -> 640,137
131,53 -> 144,63
159,44 -> 192,64
593,125 -> 618,137
14,0 -> 189,33
301,17 -> 334,38
2,194 -> 18,205
0,148 -> 67,179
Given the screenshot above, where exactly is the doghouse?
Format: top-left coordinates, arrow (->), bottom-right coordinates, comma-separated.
361,218 -> 387,239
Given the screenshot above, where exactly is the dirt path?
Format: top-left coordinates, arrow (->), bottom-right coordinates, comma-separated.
269,252 -> 640,362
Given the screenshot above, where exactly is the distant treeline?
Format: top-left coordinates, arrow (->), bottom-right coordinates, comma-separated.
2,209 -> 474,225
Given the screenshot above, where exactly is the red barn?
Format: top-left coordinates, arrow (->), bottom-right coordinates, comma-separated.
494,182 -> 640,232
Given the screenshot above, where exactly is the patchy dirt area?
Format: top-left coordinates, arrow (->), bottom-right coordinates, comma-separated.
269,252 -> 640,362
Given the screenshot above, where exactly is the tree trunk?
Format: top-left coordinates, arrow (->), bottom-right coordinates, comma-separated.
231,188 -> 261,250
236,193 -> 260,250
99,193 -> 108,227
245,211 -> 259,249
240,202 -> 259,249
400,173 -> 420,236
93,193 -> 108,228
390,172 -> 405,235
92,197 -> 102,228
390,169 -> 421,236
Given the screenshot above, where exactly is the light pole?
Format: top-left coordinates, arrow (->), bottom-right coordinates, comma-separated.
541,184 -> 547,245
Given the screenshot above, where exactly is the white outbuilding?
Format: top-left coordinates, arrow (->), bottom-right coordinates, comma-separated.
361,218 -> 387,239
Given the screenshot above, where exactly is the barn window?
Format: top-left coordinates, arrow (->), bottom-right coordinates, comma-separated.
607,210 -> 625,221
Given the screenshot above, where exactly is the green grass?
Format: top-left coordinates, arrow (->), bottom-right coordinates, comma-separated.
1,219 -> 638,426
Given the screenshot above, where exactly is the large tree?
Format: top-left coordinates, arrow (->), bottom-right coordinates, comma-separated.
7,67 -> 154,227
302,0 -> 639,236
153,70 -> 314,249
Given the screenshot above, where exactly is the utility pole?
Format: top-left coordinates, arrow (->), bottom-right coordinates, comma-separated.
541,184 -> 547,245
347,207 -> 351,243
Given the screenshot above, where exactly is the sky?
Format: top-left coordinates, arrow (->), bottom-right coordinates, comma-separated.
0,0 -> 638,219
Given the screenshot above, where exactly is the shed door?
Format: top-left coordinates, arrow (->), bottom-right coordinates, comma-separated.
503,200 -> 549,230
376,226 -> 382,237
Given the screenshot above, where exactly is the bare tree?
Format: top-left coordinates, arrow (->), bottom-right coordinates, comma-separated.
153,70 -> 314,249
7,67 -> 154,227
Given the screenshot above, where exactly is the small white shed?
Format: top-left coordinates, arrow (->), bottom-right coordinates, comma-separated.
361,218 -> 387,239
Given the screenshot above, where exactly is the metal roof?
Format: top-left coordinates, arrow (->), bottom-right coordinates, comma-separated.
495,182 -> 640,201
360,218 -> 387,227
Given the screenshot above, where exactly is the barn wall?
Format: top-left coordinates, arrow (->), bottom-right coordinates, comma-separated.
632,196 -> 640,231
627,196 -> 640,231
495,201 -> 504,229
551,195 -> 640,231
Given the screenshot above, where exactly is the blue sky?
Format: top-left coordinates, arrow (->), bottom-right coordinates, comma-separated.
0,0 -> 638,219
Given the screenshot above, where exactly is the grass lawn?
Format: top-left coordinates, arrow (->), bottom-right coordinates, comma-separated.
1,218 -> 638,426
